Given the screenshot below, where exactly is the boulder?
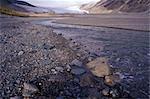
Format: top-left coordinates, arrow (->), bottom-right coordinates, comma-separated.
86,57 -> 111,77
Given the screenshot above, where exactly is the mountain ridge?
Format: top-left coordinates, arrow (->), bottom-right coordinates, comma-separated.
80,0 -> 150,14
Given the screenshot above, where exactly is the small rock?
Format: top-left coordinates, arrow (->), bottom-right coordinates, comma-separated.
88,88 -> 101,98
16,79 -> 20,84
86,57 -> 111,77
41,59 -> 52,66
70,59 -> 83,67
51,69 -> 57,74
110,89 -> 119,98
69,38 -> 73,41
22,83 -> 39,97
43,43 -> 55,50
18,51 -> 24,56
71,67 -> 86,75
58,33 -> 62,35
74,77 -> 80,83
115,58 -> 120,62
80,74 -> 93,87
76,53 -> 81,57
56,96 -> 64,99
87,56 -> 95,62
10,96 -> 21,99
104,74 -> 121,86
102,88 -> 110,96
66,65 -> 71,72
55,67 -> 64,72
38,82 -> 42,86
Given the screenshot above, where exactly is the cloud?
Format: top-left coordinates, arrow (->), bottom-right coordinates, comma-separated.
22,0 -> 99,7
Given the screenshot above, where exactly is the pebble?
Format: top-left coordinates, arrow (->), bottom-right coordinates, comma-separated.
71,67 -> 86,75
70,59 -> 83,67
38,82 -> 42,86
56,96 -> 64,99
74,78 -> 80,83
51,69 -> 58,74
22,83 -> 39,97
110,89 -> 119,98
66,65 -> 71,71
18,51 -> 24,56
86,57 -> 111,77
43,43 -> 55,50
87,56 -> 94,62
41,59 -> 52,65
115,58 -> 120,62
10,96 -> 21,99
69,38 -> 73,41
55,67 -> 64,72
104,74 -> 121,86
58,33 -> 62,35
76,53 -> 81,57
102,88 -> 110,96
80,74 -> 93,87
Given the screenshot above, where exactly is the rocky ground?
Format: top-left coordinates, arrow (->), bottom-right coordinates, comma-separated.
0,15 -> 145,99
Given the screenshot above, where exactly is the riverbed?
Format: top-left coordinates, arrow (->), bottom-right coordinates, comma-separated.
34,19 -> 149,98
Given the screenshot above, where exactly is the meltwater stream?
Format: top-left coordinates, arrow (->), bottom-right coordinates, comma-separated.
33,20 -> 149,98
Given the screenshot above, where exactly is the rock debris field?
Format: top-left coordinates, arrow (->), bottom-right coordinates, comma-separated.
0,15 -> 149,98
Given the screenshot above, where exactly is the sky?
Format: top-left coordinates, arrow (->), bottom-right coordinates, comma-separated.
22,0 -> 99,8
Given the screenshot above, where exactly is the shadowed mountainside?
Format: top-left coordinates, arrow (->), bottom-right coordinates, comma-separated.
0,0 -> 54,16
80,0 -> 150,14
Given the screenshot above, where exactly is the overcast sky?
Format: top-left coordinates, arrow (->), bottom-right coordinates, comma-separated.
22,0 -> 99,8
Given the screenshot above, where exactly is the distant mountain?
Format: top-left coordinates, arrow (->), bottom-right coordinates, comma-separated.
1,0 -> 34,6
0,0 -> 55,16
80,0 -> 150,14
12,0 -> 36,7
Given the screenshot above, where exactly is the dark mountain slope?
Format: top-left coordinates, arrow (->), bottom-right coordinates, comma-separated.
0,0 -> 54,16
0,0 -> 35,12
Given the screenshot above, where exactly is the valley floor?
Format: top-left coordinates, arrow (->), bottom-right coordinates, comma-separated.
54,13 -> 149,31
0,14 -> 149,98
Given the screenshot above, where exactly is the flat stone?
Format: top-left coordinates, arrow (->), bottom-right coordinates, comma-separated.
86,57 -> 111,77
22,83 -> 39,97
71,67 -> 86,75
